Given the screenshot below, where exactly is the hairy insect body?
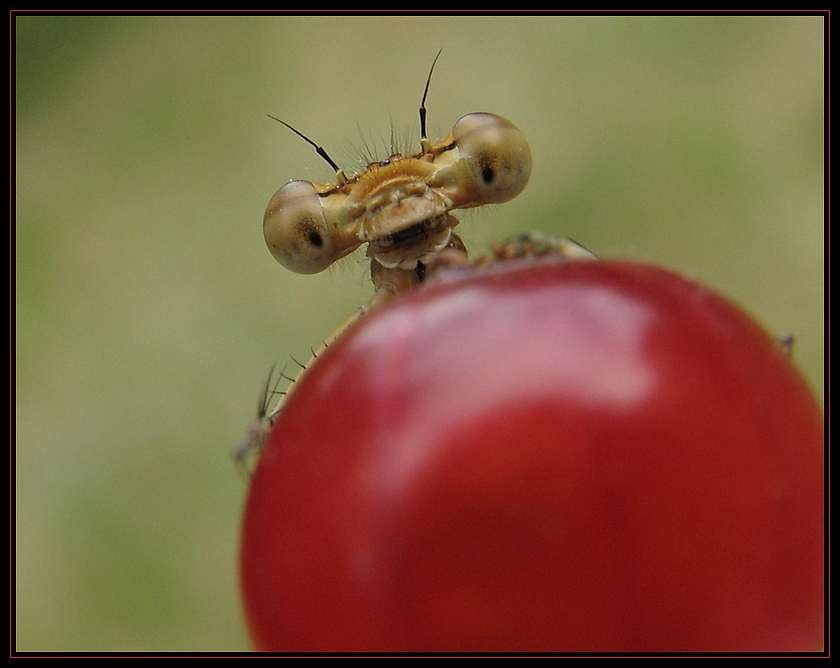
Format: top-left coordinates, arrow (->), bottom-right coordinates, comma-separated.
238,58 -> 581,472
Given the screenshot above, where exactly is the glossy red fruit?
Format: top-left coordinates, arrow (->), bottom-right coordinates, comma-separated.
239,259 -> 824,653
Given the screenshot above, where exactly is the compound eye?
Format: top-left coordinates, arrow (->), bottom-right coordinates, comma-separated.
263,180 -> 335,274
452,113 -> 532,204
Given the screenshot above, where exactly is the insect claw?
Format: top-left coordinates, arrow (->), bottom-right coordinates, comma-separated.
233,363 -> 290,478
778,333 -> 795,358
267,114 -> 344,178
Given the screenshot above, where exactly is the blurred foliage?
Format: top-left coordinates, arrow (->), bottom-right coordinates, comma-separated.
14,14 -> 824,652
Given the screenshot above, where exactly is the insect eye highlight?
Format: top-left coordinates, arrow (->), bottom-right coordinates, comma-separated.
453,113 -> 532,205
263,180 -> 336,274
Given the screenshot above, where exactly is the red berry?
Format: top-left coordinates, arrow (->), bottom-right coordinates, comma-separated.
240,259 -> 824,652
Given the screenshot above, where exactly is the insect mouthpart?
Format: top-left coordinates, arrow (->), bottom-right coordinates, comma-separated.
357,165 -> 448,228
365,211 -> 457,271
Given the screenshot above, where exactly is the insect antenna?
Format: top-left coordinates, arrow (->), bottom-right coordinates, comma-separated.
267,114 -> 348,185
419,48 -> 443,153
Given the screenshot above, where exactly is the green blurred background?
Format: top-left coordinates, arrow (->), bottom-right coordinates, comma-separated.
15,15 -> 824,652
